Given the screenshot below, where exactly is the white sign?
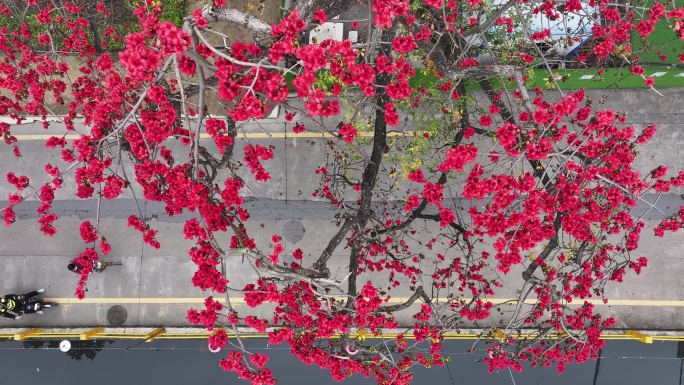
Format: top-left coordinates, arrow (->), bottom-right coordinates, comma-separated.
309,22 -> 344,44
59,340 -> 71,352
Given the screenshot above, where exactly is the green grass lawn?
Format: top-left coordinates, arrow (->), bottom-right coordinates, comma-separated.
285,66 -> 684,94
409,67 -> 684,90
630,0 -> 684,64
527,67 -> 684,89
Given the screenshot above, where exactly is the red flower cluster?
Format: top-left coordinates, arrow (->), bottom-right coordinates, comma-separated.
372,0 -> 409,28
338,123 -> 358,143
79,220 -> 98,243
209,329 -> 228,349
391,36 -> 417,54
313,8 -> 327,24
304,90 -> 340,117
384,102 -> 400,126
421,182 -> 443,206
1,1 -> 683,383
6,172 -> 29,191
206,118 -> 234,154
407,169 -> 425,183
243,144 -> 274,182
438,144 -> 478,172
73,248 -> 98,299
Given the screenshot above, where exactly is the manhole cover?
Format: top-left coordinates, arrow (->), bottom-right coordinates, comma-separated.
283,220 -> 305,244
107,305 -> 128,326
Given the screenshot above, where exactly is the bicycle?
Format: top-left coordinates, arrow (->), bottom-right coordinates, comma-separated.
68,260 -> 122,274
92,260 -> 122,273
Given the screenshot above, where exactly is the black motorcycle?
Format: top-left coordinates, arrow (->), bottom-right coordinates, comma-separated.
18,297 -> 58,315
0,289 -> 57,319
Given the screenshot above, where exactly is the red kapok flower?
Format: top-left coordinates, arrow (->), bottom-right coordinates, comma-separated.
250,352 -> 269,368
338,123 -> 358,143
79,221 -> 98,243
480,115 -> 493,126
313,8 -> 327,24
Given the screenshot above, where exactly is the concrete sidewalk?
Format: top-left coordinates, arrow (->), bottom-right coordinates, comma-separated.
0,88 -> 684,333
0,200 -> 683,331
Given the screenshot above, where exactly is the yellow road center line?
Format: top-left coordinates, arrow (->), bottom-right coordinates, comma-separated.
13,131 -> 417,141
42,297 -> 684,307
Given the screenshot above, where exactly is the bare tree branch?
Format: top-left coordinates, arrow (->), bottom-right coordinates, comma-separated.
378,286 -> 431,313
205,6 -> 273,35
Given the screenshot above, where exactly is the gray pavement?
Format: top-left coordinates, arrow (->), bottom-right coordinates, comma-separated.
0,88 -> 684,333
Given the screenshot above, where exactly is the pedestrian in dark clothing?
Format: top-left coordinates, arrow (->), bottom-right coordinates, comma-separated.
0,289 -> 45,319
67,260 -> 85,274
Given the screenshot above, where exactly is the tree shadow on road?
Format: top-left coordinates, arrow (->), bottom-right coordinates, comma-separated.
22,339 -> 115,361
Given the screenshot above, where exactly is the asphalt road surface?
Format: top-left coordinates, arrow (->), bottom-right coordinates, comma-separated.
0,339 -> 681,385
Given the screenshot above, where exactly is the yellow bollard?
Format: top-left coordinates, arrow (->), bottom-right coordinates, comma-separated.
14,328 -> 42,341
626,330 -> 653,344
144,328 -> 165,342
79,327 -> 104,340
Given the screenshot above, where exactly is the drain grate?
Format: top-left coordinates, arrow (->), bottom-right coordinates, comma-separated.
283,220 -> 305,244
